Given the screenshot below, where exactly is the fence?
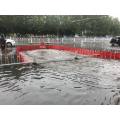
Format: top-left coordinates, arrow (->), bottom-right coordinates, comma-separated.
12,36 -> 114,51
9,36 -> 111,49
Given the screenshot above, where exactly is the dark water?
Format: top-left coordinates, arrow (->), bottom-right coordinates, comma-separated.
0,50 -> 120,104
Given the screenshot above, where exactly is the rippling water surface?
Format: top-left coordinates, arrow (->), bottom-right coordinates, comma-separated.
0,49 -> 120,105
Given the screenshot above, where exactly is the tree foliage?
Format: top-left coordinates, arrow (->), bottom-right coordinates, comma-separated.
0,15 -> 120,36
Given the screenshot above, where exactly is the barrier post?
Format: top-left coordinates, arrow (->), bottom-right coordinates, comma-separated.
94,37 -> 96,42
48,37 -> 50,43
31,37 -> 33,44
62,38 -> 63,45
73,37 -> 76,48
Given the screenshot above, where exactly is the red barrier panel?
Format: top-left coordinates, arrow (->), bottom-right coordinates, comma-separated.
16,44 -> 46,52
16,44 -> 46,62
16,44 -> 120,61
17,52 -> 24,62
46,45 -> 120,60
116,53 -> 120,59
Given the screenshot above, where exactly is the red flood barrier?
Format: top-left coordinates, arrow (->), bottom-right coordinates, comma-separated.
16,52 -> 24,62
16,44 -> 46,62
16,44 -> 120,62
46,45 -> 120,60
16,44 -> 46,52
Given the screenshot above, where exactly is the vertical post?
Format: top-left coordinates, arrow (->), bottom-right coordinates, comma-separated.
48,37 -> 50,43
94,37 -> 96,42
81,38 -> 83,48
13,54 -> 15,63
74,37 -> 76,48
62,37 -> 64,45
31,37 -> 33,44
27,37 -> 28,45
0,55 -> 1,65
57,36 -> 59,44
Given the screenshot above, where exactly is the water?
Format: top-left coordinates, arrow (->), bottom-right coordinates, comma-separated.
0,49 -> 120,105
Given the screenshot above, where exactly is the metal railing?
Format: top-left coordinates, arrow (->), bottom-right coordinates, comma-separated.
9,36 -> 111,50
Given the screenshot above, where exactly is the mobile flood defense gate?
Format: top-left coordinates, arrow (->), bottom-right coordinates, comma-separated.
0,36 -> 120,66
